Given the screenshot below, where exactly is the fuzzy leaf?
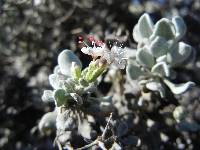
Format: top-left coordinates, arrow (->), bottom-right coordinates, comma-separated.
136,47 -> 155,68
54,89 -> 68,107
164,79 -> 195,94
49,73 -> 68,89
58,50 -> 82,76
126,60 -> 146,80
146,81 -> 165,98
49,74 -> 61,89
63,78 -> 76,93
172,16 -> 186,40
53,65 -> 60,74
150,36 -> 168,57
133,24 -> 143,43
38,111 -> 57,134
42,90 -> 54,102
151,62 -> 170,77
138,13 -> 154,38
84,61 -> 106,83
151,18 -> 175,40
156,55 -> 167,63
167,42 -> 192,66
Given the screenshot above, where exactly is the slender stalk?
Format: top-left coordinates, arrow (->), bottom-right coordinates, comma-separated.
102,112 -> 113,140
75,113 -> 113,150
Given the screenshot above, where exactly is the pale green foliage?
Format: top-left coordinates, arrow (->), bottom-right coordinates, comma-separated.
38,14 -> 196,148
42,49 -> 108,108
39,49 -> 112,142
127,13 -> 195,97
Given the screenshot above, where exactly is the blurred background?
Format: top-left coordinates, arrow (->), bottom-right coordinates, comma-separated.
1,0 -> 200,149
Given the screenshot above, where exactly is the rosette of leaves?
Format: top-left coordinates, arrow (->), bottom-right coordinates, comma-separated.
127,13 -> 195,98
39,50 -> 113,146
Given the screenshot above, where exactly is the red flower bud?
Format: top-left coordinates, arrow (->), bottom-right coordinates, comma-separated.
78,36 -> 83,43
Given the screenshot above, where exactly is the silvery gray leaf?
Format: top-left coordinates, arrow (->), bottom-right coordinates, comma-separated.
126,60 -> 146,80
38,111 -> 57,134
156,55 -> 167,63
136,47 -> 155,68
133,24 -> 143,43
151,62 -> 170,77
49,73 -> 68,89
53,65 -> 60,74
58,50 -> 82,76
41,90 -> 54,102
138,13 -> 154,38
139,79 -> 150,85
146,81 -> 166,98
151,18 -> 175,40
172,16 -> 186,40
164,79 -> 195,94
149,36 -> 168,57
124,47 -> 137,59
167,42 -> 192,66
49,74 -> 61,89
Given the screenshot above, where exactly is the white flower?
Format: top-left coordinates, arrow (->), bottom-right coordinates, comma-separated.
80,35 -> 106,58
103,46 -> 127,69
81,43 -> 106,58
79,35 -> 127,69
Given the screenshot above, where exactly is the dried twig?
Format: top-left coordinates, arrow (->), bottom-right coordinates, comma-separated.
75,112 -> 113,150
102,112 -> 113,140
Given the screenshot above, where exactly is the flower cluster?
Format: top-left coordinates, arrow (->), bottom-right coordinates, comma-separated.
79,35 -> 127,69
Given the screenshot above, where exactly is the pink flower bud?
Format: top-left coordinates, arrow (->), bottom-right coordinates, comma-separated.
87,36 -> 95,43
